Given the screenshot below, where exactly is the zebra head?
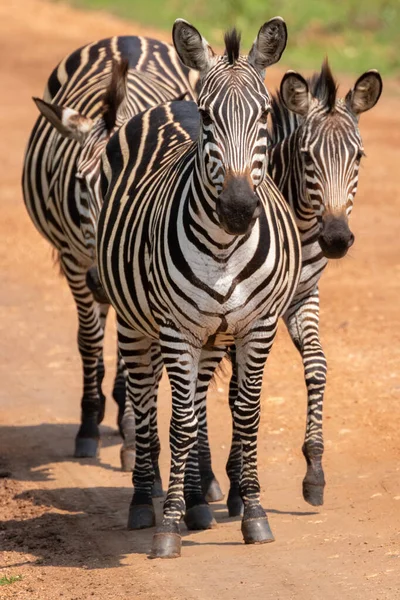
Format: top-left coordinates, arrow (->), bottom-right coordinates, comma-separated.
33,60 -> 129,218
173,18 -> 287,235
279,61 -> 382,259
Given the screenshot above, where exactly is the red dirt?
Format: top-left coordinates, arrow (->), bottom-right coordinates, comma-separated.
0,2 -> 399,599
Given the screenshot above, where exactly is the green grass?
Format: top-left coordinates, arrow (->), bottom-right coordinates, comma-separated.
0,575 -> 23,586
59,0 -> 398,75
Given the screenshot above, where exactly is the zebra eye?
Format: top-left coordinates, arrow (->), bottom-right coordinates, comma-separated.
199,109 -> 213,127
356,149 -> 365,162
302,150 -> 313,166
259,109 -> 270,125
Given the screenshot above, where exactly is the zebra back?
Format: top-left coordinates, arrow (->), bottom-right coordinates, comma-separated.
23,36 -> 197,266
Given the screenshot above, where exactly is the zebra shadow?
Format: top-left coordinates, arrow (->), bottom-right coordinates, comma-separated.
0,423 -> 123,482
209,502 -> 318,522
3,486 -> 153,567
2,485 -> 319,565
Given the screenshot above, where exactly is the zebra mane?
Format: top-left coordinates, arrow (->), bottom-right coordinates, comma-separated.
309,59 -> 338,113
102,59 -> 129,133
269,59 -> 339,144
224,29 -> 241,65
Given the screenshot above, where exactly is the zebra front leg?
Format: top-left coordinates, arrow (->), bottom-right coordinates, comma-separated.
225,345 -> 244,517
61,253 -> 106,458
234,325 -> 278,545
183,346 -> 226,530
196,348 -> 225,503
150,327 -> 202,559
117,320 -> 158,530
284,290 -> 326,506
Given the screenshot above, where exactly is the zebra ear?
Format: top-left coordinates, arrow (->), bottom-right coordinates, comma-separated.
248,17 -> 287,76
345,70 -> 382,116
33,98 -> 94,144
173,19 -> 216,76
280,71 -> 311,116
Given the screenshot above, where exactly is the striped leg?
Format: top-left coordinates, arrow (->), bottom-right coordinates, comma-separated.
150,326 -> 202,559
119,340 -> 164,496
149,342 -> 164,496
183,347 -> 226,531
97,303 -> 110,424
284,290 -> 326,506
117,320 -> 159,530
60,253 -> 106,458
115,344 -> 136,473
196,349 -> 225,503
225,345 -> 244,517
233,322 -> 278,545
113,349 -> 127,435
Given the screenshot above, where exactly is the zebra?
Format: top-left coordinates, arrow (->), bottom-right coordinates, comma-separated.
97,18 -> 301,558
196,60 -> 383,516
22,36 -> 197,465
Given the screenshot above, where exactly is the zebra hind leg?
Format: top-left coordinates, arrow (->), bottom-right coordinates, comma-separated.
117,321 -> 157,530
112,346 -> 136,473
96,303 -> 112,425
112,348 -> 126,436
149,341 -> 164,497
61,254 -> 106,458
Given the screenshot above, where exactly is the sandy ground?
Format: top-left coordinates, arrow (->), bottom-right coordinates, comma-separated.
0,1 -> 400,598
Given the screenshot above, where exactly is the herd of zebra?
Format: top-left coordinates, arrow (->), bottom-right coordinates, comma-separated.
22,17 -> 382,558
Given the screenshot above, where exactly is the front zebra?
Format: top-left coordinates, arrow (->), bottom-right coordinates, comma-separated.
22,36 -> 196,462
97,19 -> 301,558
198,61 -> 383,515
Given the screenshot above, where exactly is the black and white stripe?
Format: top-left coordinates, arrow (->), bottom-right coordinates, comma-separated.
22,36 -> 197,460
198,61 -> 383,514
97,19 -> 301,558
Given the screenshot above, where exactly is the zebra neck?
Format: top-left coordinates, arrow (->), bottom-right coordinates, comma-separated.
269,130 -> 319,239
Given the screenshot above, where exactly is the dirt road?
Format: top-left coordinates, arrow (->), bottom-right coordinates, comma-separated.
0,1 -> 399,598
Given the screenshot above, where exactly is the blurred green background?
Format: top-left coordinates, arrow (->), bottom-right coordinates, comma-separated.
64,0 -> 399,75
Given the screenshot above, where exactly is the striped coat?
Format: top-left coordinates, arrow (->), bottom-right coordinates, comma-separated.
97,19 -> 301,558
22,36 -> 197,460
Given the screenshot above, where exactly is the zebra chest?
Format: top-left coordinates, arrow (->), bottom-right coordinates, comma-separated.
147,236 -> 274,338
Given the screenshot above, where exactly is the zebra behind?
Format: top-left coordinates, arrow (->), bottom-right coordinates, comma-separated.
97,19 -> 301,558
197,61 -> 382,515
22,36 -> 196,462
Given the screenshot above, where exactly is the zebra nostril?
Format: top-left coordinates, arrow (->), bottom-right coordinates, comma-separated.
348,232 -> 355,247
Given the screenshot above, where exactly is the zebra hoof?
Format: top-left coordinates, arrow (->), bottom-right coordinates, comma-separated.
227,493 -> 244,517
204,478 -> 224,503
120,447 -> 135,472
127,504 -> 155,530
241,517 -> 275,545
303,482 -> 325,506
152,477 -> 164,498
184,504 -> 216,530
149,532 -> 181,559
74,437 -> 99,458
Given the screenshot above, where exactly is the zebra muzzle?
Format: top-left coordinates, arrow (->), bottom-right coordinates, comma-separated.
318,214 -> 355,259
217,174 -> 261,236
